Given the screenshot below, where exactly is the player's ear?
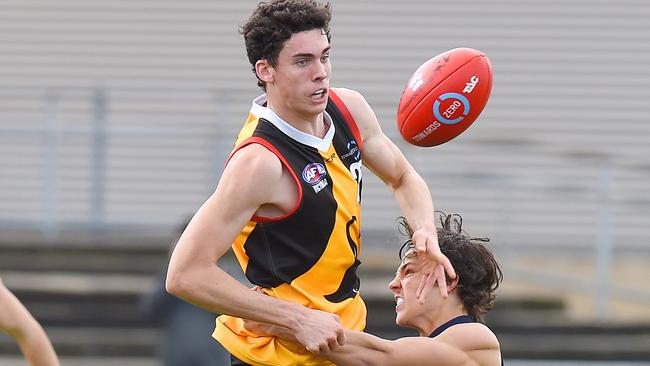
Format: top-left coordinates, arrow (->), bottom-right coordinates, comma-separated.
447,275 -> 460,293
255,59 -> 274,84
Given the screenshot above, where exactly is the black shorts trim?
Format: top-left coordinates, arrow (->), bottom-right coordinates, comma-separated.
231,354 -> 253,366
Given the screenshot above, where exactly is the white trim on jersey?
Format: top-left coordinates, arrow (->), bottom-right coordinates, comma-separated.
250,94 -> 335,152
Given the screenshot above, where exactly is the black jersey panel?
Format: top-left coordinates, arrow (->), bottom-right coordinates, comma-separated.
243,120 -> 338,287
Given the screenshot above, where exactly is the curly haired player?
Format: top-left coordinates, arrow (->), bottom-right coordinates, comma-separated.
247,213 -> 504,366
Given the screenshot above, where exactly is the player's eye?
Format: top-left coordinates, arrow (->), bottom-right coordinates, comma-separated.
404,268 -> 413,276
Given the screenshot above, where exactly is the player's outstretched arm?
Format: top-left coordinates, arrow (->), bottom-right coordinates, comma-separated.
165,143 -> 344,352
244,317 -> 499,366
331,88 -> 455,298
0,278 -> 60,366
322,327 -> 499,366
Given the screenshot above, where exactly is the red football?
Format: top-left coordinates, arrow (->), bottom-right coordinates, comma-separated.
397,48 -> 493,147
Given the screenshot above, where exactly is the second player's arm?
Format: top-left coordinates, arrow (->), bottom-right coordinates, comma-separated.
243,319 -> 498,366
325,327 -> 501,366
165,144 -> 345,351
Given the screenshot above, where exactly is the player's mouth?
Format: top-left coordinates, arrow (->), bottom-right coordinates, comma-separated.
395,296 -> 404,310
310,88 -> 327,102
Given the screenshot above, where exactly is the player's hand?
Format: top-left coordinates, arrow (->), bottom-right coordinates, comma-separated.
247,286 -> 345,353
293,308 -> 346,354
411,225 -> 456,301
245,286 -> 298,341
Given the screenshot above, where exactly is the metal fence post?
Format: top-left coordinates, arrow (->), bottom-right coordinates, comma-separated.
92,89 -> 108,232
594,167 -> 613,318
43,90 -> 60,239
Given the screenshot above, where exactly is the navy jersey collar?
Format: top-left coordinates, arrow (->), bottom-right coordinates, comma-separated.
428,315 -> 476,338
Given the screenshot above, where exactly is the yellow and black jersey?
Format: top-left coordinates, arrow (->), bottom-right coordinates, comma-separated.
214,90 -> 366,365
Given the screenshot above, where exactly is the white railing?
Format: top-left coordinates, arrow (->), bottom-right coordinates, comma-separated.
1,87 -> 649,317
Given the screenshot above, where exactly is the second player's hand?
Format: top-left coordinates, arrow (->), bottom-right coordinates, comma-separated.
243,309 -> 345,353
293,308 -> 346,354
249,286 -> 345,353
411,225 -> 456,301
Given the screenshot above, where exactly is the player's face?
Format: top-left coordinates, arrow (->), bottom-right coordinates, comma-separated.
388,255 -> 442,330
268,29 -> 331,121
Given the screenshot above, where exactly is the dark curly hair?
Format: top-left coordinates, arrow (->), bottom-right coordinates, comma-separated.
240,0 -> 332,89
398,213 -> 503,322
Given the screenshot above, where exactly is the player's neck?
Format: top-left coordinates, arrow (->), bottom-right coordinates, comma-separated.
417,300 -> 468,337
265,95 -> 328,138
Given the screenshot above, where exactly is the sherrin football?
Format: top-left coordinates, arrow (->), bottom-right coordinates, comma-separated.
397,48 -> 493,147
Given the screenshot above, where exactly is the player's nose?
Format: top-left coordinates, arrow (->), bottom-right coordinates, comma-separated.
313,60 -> 328,80
388,275 -> 401,292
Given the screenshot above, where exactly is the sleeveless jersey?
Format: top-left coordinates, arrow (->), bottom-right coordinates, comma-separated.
214,90 -> 366,366
429,315 -> 503,366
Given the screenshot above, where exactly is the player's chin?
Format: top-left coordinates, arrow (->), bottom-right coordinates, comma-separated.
394,312 -> 408,327
304,102 -> 327,116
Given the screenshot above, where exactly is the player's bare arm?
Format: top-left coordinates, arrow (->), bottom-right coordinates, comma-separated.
0,278 -> 60,366
320,324 -> 500,366
166,143 -> 345,352
331,87 -> 456,297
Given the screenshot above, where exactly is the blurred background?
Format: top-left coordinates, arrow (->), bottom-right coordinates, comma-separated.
1,0 -> 649,365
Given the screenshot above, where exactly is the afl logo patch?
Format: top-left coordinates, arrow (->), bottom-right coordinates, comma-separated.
302,163 -> 327,184
302,162 -> 329,194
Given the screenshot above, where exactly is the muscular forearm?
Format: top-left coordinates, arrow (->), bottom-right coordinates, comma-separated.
392,168 -> 435,230
166,263 -> 304,330
167,262 -> 347,353
248,326 -> 393,366
323,330 -> 393,366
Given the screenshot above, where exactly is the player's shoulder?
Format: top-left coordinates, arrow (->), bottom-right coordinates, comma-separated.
331,87 -> 363,100
226,142 -> 283,183
330,87 -> 378,134
330,87 -> 366,109
438,322 -> 500,352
